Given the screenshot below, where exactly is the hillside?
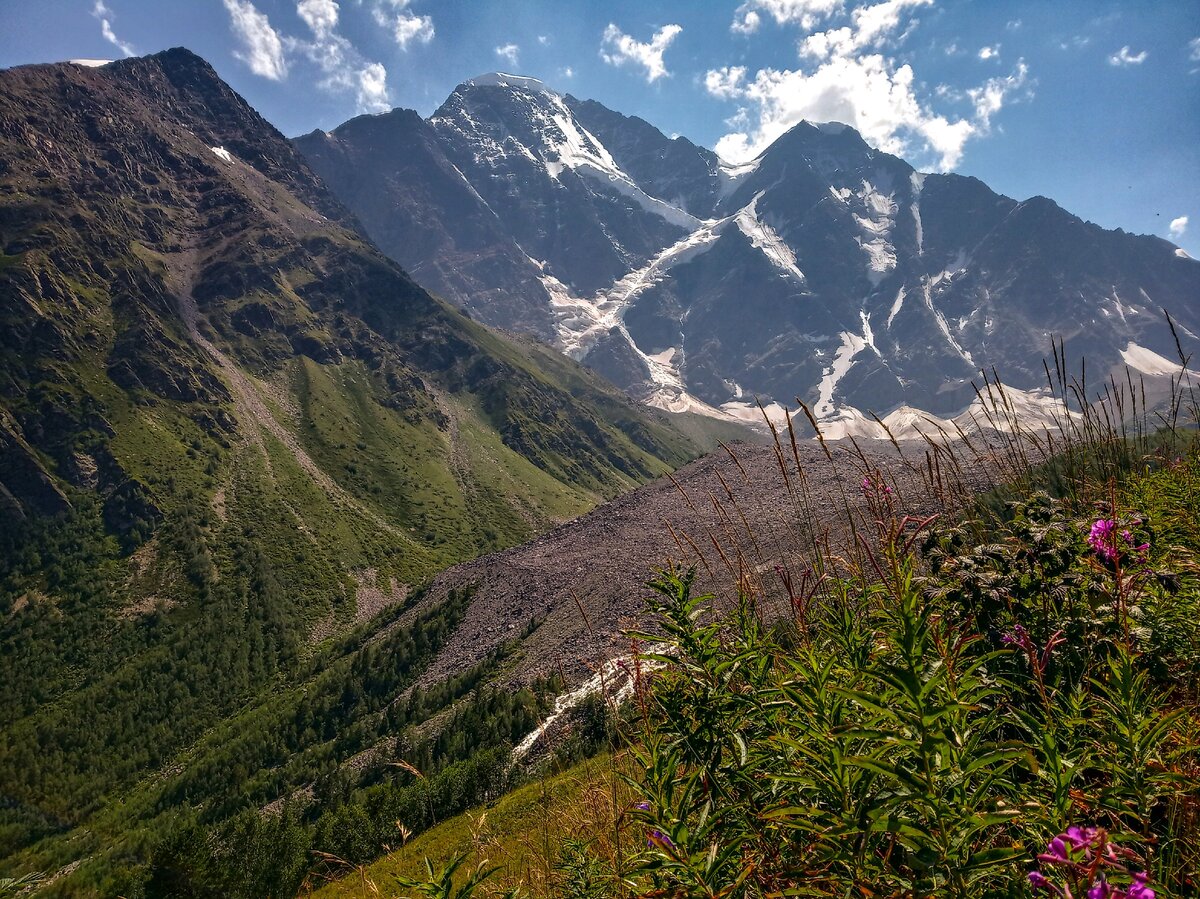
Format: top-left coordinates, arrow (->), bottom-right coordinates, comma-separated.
0,48 -> 706,892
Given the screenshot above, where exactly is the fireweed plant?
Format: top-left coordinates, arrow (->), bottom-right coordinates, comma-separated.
620,468 -> 1199,898
382,344 -> 1198,899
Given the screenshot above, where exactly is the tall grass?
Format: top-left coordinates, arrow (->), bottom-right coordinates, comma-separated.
308,335 -> 1200,899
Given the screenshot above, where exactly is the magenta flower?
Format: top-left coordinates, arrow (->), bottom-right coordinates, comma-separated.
647,829 -> 674,850
1089,518 -> 1119,562
1126,872 -> 1155,899
1032,826 -> 1154,899
1029,871 -> 1060,894
1087,518 -> 1150,564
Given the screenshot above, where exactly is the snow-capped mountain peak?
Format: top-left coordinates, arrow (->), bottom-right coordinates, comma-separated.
297,82 -> 1200,436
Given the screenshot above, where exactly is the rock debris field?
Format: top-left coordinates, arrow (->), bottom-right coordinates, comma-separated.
403,435 -> 1005,688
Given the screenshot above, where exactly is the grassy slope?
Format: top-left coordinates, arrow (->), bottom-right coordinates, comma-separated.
0,52 -> 703,889
311,756 -> 633,899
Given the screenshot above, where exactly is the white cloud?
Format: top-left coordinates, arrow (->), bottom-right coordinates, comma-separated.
732,0 -> 843,33
372,0 -> 434,49
978,45 -> 999,60
561,66 -> 576,79
732,10 -> 761,35
1109,46 -> 1148,66
943,41 -> 962,56
297,0 -> 338,39
92,0 -> 136,57
495,43 -> 520,66
392,12 -> 434,48
287,0 -> 394,113
223,0 -> 287,80
600,23 -> 682,82
357,62 -> 390,113
706,0 -> 1031,171
538,34 -> 550,46
1005,19 -> 1022,31
1170,216 -> 1189,238
1188,36 -> 1200,62
705,65 -> 747,98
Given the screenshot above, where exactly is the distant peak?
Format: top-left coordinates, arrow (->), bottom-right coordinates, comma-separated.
461,72 -> 555,94
810,120 -> 850,135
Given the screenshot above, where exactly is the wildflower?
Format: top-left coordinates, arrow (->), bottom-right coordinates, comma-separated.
1033,826 -> 1155,899
647,829 -> 674,850
1029,871 -> 1059,894
1002,623 -> 1030,648
859,475 -> 893,497
1126,873 -> 1155,899
1087,518 -> 1150,564
1088,518 -> 1118,562
635,801 -> 651,811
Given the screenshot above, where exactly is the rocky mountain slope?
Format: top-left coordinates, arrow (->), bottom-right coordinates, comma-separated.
0,49 -> 711,889
296,73 -> 1200,436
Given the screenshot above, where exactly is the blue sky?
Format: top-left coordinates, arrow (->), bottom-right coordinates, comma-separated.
2,0 -> 1198,255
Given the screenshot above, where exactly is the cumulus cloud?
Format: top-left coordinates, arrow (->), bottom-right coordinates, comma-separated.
561,66 -> 575,79
1109,46 -> 1148,66
495,43 -> 520,66
600,23 -> 682,82
223,0 -> 287,80
286,1 -> 394,113
978,45 -> 999,60
538,34 -> 550,45
705,0 -> 1031,170
297,0 -> 338,39
372,0 -> 434,49
92,0 -> 136,57
357,62 -> 390,113
1170,216 -> 1189,238
732,0 -> 843,33
705,65 -> 747,98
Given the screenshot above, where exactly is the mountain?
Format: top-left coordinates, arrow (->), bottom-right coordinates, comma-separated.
296,73 -> 1200,435
0,50 -> 708,888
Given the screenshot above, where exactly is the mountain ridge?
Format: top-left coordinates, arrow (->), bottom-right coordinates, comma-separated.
295,70 -> 1200,435
0,48 -> 717,887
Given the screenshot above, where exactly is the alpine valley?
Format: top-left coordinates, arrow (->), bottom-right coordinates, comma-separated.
296,71 -> 1200,436
1,44 -> 1198,899
0,49 -> 737,893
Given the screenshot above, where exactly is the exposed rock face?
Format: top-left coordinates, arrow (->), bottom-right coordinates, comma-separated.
297,74 -> 1200,433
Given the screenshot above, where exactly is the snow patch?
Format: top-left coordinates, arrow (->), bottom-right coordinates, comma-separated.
922,279 -> 974,366
860,310 -> 878,355
847,179 -> 898,285
1120,343 -> 1184,377
464,72 -> 554,94
734,193 -> 806,283
720,399 -> 793,429
210,146 -> 235,164
1176,248 -> 1194,260
910,171 -> 925,256
718,158 -> 760,199
887,286 -> 906,329
70,59 -> 113,67
815,329 -> 869,419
